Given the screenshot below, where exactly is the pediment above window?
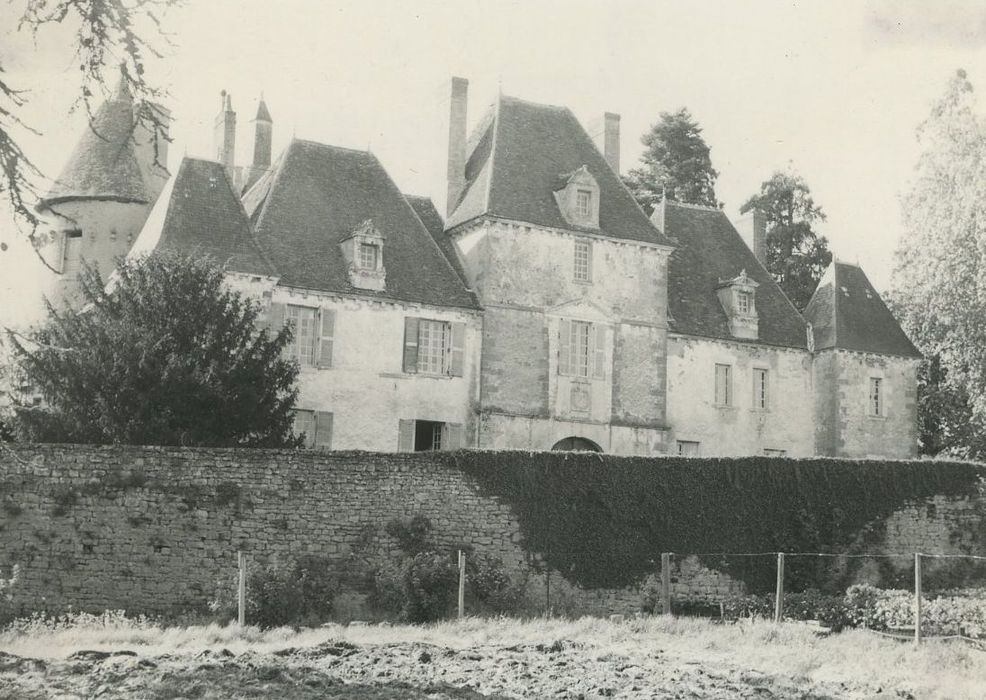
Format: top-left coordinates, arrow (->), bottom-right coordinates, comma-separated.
716,269 -> 759,340
553,165 -> 600,229
341,219 -> 387,291
546,297 -> 612,324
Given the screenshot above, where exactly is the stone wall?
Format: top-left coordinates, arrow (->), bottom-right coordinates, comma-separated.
1,445 -> 982,620
813,349 -> 920,459
665,335 -> 816,457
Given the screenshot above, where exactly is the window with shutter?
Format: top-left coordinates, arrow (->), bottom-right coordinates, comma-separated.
449,323 -> 465,377
397,419 -> 415,451
285,305 -> 318,367
293,410 -> 316,448
715,364 -> 732,406
318,309 -> 335,369
403,318 -> 419,373
593,325 -> 606,379
62,230 -> 83,276
314,411 -> 333,450
753,368 -> 768,410
443,423 -> 464,450
558,319 -> 572,376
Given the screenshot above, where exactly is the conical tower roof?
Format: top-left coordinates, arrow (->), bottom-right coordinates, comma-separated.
39,72 -> 149,209
255,97 -> 272,123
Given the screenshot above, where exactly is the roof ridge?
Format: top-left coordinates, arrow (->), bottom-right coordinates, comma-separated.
290,137 -> 372,156
665,200 -> 722,212
499,94 -> 568,112
484,94 -> 502,216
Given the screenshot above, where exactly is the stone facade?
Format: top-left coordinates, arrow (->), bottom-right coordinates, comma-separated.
666,335 -> 816,457
270,286 -> 483,451
812,349 -> 920,458
452,218 -> 671,454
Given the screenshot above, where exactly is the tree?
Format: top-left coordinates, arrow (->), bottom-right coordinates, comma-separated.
740,171 -> 832,310
7,251 -> 302,446
891,68 -> 986,452
2,1 -> 177,250
623,108 -> 720,213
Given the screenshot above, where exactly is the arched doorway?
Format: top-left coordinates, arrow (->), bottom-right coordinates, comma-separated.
551,436 -> 603,452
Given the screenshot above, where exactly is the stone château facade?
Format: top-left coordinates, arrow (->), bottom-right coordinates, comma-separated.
37,73 -> 922,458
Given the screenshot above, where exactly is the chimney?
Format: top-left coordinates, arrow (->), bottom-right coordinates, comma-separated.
446,76 -> 468,216
603,112 -> 620,174
252,96 -> 273,169
734,209 -> 768,266
214,90 -> 236,179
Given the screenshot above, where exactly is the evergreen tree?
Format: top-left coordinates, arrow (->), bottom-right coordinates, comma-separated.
740,171 -> 832,310
892,69 -> 986,454
623,108 -> 720,213
8,251 -> 302,447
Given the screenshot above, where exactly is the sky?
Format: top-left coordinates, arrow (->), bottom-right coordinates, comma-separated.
2,0 -> 986,326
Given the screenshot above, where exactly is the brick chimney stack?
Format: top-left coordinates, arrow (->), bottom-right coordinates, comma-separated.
446,76 -> 468,216
214,90 -> 237,179
603,112 -> 620,174
734,209 -> 768,266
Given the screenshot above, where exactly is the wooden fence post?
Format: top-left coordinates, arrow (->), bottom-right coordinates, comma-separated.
774,552 -> 785,624
661,552 -> 672,615
457,550 -> 466,620
237,551 -> 246,627
914,553 -> 922,646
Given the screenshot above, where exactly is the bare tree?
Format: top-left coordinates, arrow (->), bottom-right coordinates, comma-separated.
2,0 -> 180,247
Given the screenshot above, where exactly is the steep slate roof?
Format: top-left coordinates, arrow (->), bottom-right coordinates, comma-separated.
40,76 -> 149,208
129,157 -> 275,277
405,194 -> 473,292
661,201 -> 809,349
447,95 -> 673,247
804,262 -> 921,358
255,98 -> 272,122
250,139 -> 478,309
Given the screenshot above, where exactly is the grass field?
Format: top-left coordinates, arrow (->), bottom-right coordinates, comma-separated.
1,613 -> 984,698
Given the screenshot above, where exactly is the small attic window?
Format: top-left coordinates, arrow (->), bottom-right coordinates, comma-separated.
554,166 -> 600,229
358,242 -> 378,270
342,219 -> 386,292
716,269 -> 759,341
576,190 -> 592,218
737,290 -> 752,315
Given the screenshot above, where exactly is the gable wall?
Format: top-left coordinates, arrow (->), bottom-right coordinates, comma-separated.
666,335 -> 815,457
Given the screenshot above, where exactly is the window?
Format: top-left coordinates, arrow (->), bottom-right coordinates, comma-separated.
576,189 -> 592,218
358,242 -> 378,270
715,364 -> 732,406
763,448 -> 787,457
62,229 -> 83,275
568,321 -> 592,378
403,317 -> 466,376
869,377 -> 883,416
398,419 -> 464,451
285,305 -> 318,367
293,409 -> 333,450
574,240 -> 591,282
418,319 -> 450,374
677,440 -> 700,456
753,368 -> 769,410
737,290 -> 752,315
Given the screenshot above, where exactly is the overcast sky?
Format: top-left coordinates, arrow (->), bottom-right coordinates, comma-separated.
3,0 -> 986,326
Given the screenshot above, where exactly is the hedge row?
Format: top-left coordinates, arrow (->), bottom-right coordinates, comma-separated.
434,452 -> 986,592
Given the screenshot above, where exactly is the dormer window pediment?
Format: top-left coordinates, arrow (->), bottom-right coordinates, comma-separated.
553,165 -> 600,229
342,219 -> 387,291
716,269 -> 759,340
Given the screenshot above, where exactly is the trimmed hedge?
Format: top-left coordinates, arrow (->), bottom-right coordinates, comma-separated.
433,452 -> 986,593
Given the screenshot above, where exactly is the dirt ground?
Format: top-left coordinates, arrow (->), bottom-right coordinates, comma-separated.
0,634 -> 911,699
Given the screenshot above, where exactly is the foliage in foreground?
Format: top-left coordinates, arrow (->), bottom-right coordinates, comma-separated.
8,251 -> 301,447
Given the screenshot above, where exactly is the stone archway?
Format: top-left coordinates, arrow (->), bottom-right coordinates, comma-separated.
551,436 -> 603,453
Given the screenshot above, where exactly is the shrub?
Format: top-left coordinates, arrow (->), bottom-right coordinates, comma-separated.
401,551 -> 458,623
0,564 -> 19,626
210,555 -> 337,629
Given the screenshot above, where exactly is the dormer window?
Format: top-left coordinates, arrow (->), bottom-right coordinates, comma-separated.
358,242 -> 378,270
342,219 -> 386,291
576,190 -> 592,218
716,269 -> 760,340
553,165 -> 600,229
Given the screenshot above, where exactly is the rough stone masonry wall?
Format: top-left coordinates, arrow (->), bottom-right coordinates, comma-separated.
1,445 -> 982,620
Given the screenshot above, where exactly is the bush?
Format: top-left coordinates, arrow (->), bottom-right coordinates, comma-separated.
401,551 -> 458,623
210,555 -> 336,629
0,564 -> 19,627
